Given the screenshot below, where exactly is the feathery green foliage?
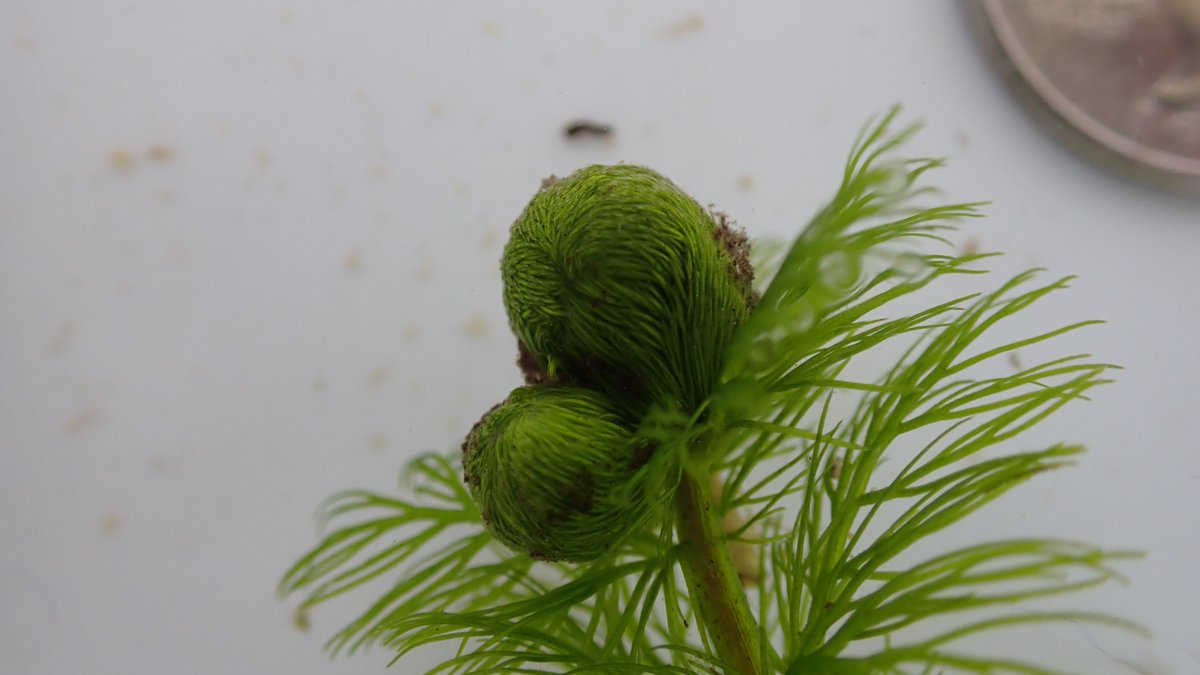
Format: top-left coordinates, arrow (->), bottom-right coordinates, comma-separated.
280,107 -> 1139,674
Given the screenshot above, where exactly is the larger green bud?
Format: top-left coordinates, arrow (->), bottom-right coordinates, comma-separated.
462,386 -> 651,562
502,165 -> 754,418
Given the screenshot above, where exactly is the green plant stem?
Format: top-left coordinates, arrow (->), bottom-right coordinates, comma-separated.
676,468 -> 763,675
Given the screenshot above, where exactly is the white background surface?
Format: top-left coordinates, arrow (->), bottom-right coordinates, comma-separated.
2,2 -> 1197,674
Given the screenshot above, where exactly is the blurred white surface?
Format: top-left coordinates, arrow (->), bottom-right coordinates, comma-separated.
2,2 -> 1197,674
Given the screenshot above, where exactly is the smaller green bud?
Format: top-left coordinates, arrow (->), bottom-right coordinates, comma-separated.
462,386 -> 651,562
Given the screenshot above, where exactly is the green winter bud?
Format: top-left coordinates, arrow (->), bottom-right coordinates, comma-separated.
502,165 -> 755,418
462,385 -> 652,562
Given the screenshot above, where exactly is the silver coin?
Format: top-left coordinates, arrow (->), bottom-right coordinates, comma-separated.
964,0 -> 1200,193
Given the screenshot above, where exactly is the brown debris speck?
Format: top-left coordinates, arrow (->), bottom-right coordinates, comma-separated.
292,609 -> 311,633
254,148 -> 272,169
416,260 -> 436,283
12,34 -> 36,51
1008,352 -> 1024,371
366,364 -> 392,388
563,120 -> 613,139
343,249 -> 363,273
480,227 -> 500,250
737,174 -> 755,192
146,144 -> 175,163
426,101 -> 447,118
109,148 -> 137,171
99,513 -> 121,536
480,18 -> 502,37
149,189 -> 179,205
658,12 -> 705,37
64,406 -> 103,435
461,313 -> 490,339
45,322 -> 76,354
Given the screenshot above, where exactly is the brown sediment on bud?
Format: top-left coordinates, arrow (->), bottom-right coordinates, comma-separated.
462,400 -> 504,488
517,339 -> 553,385
711,210 -> 758,310
629,441 -> 657,471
